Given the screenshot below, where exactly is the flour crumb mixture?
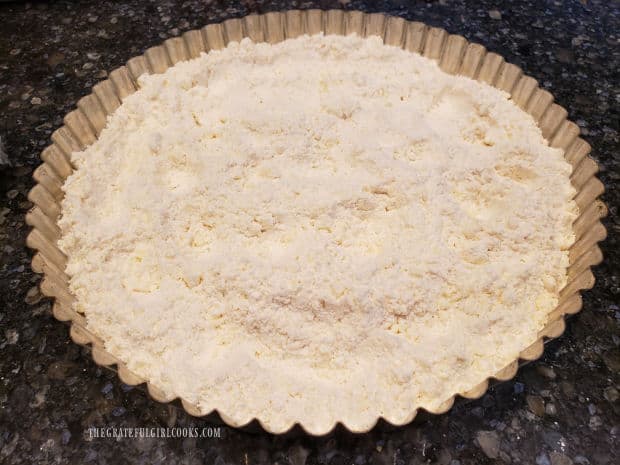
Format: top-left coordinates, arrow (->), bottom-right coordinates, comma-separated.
59,34 -> 577,431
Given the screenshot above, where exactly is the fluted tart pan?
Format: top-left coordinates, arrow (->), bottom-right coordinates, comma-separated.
26,10 -> 607,435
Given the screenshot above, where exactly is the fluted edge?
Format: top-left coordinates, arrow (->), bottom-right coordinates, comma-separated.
25,10 -> 608,436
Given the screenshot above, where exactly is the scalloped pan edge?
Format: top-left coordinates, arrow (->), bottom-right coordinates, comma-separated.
25,10 -> 608,436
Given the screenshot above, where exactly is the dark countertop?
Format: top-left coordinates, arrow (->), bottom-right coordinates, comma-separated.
0,1 -> 618,464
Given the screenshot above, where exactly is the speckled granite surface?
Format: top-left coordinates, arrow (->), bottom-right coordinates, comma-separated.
0,0 -> 618,464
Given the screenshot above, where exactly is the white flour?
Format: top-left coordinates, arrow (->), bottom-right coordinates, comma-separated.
58,34 -> 577,431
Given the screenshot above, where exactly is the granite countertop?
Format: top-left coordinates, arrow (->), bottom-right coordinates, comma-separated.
0,0 -> 618,464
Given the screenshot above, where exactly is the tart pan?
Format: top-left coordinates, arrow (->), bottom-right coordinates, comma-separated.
25,9 -> 607,435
